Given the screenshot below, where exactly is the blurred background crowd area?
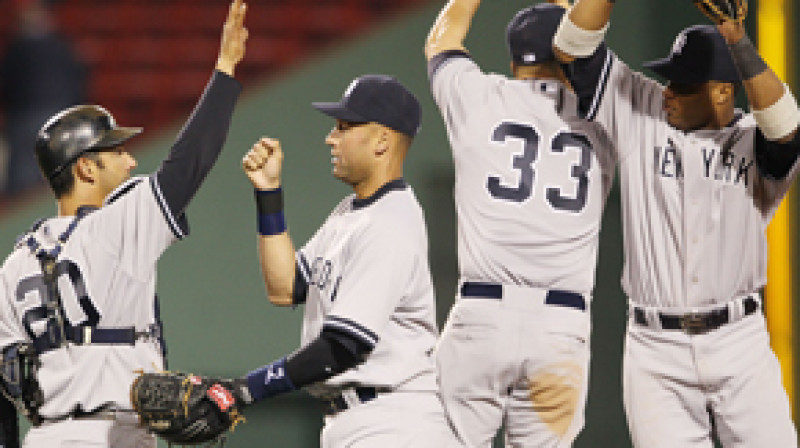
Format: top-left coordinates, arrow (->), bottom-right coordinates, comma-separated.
0,0 -> 428,204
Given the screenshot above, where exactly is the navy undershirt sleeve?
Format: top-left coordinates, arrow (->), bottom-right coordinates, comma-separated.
755,127 -> 800,180
155,70 -> 242,217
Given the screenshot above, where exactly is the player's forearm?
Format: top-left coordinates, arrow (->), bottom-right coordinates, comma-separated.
553,0 -> 612,63
155,71 -> 241,217
743,72 -> 798,143
424,0 -> 481,61
725,31 -> 800,143
570,0 -> 613,31
257,234 -> 296,306
245,330 -> 367,403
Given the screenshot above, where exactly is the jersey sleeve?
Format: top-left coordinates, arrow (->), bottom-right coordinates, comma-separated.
321,218 -> 415,352
566,48 -> 665,160
429,52 -> 497,134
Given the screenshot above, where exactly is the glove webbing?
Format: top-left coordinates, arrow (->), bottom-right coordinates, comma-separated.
695,0 -> 748,23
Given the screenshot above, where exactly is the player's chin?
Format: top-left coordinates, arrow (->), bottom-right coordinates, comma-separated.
665,113 -> 685,130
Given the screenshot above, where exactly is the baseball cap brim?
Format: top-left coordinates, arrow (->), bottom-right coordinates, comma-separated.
312,102 -> 370,124
92,126 -> 144,151
643,58 -> 705,84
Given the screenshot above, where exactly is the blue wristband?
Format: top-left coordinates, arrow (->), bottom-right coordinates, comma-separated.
246,357 -> 296,402
255,188 -> 286,236
258,212 -> 286,236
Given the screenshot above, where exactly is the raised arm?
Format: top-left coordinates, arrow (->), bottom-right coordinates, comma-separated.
715,20 -> 798,143
154,0 -> 248,218
553,0 -> 613,63
424,0 -> 481,61
242,138 -> 297,307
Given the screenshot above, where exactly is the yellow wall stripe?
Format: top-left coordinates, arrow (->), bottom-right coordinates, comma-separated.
759,0 -> 796,417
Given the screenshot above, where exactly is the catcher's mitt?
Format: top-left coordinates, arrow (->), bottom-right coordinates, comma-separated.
131,372 -> 249,446
693,0 -> 748,24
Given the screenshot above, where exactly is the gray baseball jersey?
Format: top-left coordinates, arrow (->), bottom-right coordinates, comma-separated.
295,180 -> 440,398
0,176 -> 177,418
569,46 -> 799,446
430,55 -> 617,296
428,52 -> 616,447
0,71 -> 241,439
586,52 -> 800,309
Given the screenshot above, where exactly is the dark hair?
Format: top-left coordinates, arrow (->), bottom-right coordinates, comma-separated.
49,151 -> 104,199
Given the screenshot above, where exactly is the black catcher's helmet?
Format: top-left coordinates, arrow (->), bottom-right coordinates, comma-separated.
35,105 -> 143,180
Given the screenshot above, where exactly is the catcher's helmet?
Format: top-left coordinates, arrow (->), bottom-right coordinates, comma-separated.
35,105 -> 143,180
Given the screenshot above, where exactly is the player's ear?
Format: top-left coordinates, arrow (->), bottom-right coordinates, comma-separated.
712,81 -> 734,106
374,128 -> 390,156
74,156 -> 96,183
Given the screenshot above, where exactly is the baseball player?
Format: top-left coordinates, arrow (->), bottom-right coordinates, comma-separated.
553,0 -> 800,446
221,74 -> 457,448
425,1 -> 616,446
0,1 -> 248,446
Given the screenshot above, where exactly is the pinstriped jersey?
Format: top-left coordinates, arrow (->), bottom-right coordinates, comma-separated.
295,180 -> 439,398
429,54 -> 617,297
0,176 -> 183,418
580,51 -> 800,308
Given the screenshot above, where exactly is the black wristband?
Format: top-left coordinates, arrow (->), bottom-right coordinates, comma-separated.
729,34 -> 768,80
255,188 -> 284,215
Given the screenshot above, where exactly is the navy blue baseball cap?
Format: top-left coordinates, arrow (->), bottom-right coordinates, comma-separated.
506,3 -> 566,65
312,75 -> 421,137
643,25 -> 740,84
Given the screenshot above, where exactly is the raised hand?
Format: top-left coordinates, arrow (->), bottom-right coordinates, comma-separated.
216,0 -> 248,76
243,137 -> 284,190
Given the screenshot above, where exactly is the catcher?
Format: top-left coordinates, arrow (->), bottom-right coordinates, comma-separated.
554,0 -> 799,446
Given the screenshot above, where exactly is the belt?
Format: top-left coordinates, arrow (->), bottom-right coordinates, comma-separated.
41,405 -> 124,424
633,296 -> 759,335
460,282 -> 586,311
33,324 -> 161,354
324,386 -> 390,415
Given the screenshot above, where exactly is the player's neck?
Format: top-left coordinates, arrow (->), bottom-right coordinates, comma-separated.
513,63 -> 572,90
699,108 -> 736,131
58,190 -> 105,216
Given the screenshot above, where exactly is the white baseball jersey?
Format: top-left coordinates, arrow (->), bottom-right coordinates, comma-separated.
430,55 -> 617,296
586,52 -> 800,309
428,52 -> 616,447
0,176 -> 180,418
295,179 -> 440,398
571,47 -> 799,446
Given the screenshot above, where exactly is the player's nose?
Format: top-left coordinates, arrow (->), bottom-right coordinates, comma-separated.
126,153 -> 138,170
325,129 -> 338,146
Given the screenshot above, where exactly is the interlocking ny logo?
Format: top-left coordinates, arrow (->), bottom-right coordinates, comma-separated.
265,364 -> 285,383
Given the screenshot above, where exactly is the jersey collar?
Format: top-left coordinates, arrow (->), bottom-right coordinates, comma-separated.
352,178 -> 407,210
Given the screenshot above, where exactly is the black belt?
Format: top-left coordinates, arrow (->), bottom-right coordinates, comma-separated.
324,387 -> 389,415
460,282 -> 586,311
633,296 -> 759,335
33,324 -> 161,354
41,404 -> 118,424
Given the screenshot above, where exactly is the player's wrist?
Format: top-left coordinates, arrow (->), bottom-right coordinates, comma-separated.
245,358 -> 296,402
728,34 -> 767,80
255,188 -> 286,236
